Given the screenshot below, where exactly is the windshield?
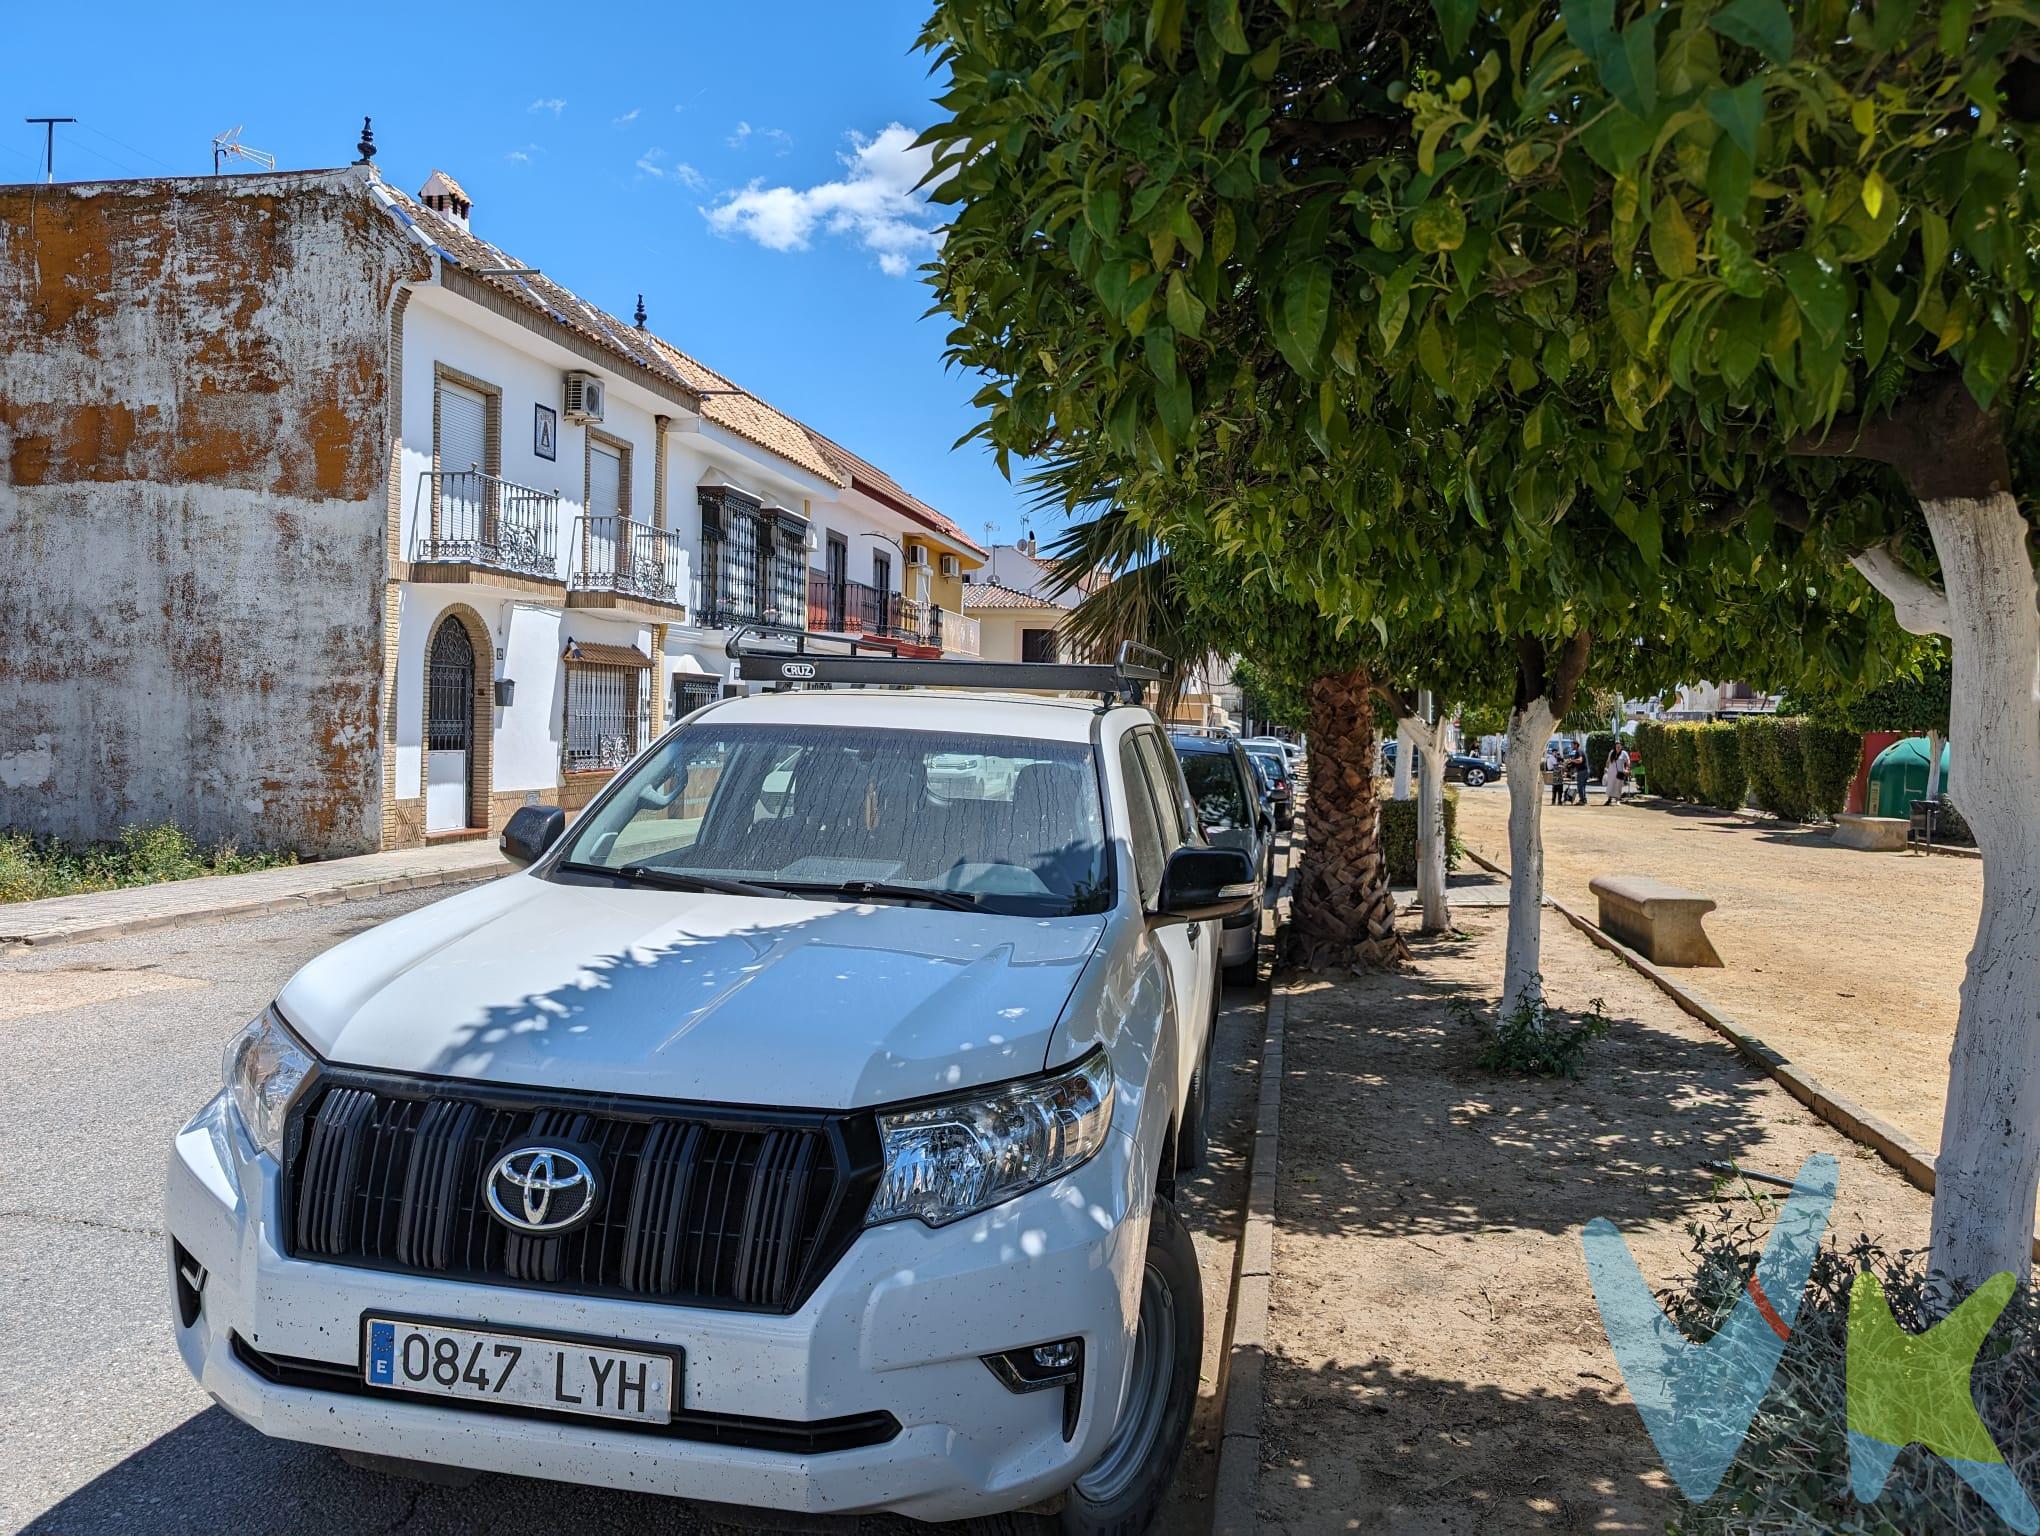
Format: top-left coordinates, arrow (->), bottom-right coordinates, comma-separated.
554,721 -> 1111,917
1178,750 -> 1249,831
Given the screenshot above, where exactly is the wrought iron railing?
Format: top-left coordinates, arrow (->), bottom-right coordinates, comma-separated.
412,468 -> 560,580
805,571 -> 943,646
569,515 -> 689,609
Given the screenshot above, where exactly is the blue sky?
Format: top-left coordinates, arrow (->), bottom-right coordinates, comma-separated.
1,1 -> 1046,546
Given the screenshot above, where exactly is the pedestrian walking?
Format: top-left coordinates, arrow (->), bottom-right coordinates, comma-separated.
1603,744 -> 1631,805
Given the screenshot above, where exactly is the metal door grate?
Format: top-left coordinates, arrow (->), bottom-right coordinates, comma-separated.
427,618 -> 475,752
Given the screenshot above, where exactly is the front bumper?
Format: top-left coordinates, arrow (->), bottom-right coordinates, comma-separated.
167,1093 -> 1147,1521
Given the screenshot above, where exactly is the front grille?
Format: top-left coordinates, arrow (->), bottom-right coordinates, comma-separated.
230,1335 -> 901,1453
281,1073 -> 879,1314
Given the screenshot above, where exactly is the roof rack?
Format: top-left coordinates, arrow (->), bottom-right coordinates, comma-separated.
726,632 -> 1169,705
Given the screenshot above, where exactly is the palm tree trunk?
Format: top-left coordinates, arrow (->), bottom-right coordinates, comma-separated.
1290,665 -> 1407,969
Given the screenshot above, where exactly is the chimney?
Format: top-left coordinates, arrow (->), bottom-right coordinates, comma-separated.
1021,533 -> 1038,558
418,169 -> 472,230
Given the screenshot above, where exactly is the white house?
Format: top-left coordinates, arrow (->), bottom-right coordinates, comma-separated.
1,152 -> 985,855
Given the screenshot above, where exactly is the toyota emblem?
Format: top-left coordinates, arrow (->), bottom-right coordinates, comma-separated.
485,1143 -> 600,1235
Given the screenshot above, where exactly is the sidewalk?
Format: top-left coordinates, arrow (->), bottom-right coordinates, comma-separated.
1252,905 -> 1932,1533
0,841 -> 510,948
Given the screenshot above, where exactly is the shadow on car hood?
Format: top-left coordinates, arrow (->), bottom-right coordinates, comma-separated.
276,874 -> 1107,1109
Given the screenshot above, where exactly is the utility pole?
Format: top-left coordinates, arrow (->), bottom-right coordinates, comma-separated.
25,118 -> 76,182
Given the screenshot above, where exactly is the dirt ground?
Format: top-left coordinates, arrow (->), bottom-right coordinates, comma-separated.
1257,906 -> 1935,1534
1452,785 -> 1982,1167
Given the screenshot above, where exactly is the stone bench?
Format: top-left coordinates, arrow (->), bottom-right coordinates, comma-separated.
1832,813 -> 1910,852
1587,875 -> 1723,967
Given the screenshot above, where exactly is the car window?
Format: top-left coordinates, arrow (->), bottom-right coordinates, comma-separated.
1177,748 -> 1249,832
1135,731 -> 1193,848
559,722 -> 1111,917
1118,736 -> 1167,908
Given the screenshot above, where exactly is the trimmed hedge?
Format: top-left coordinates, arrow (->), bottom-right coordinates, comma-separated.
1740,717 -> 1783,812
1800,722 -> 1863,819
1586,731 -> 1618,780
1380,788 -> 1460,886
1695,724 -> 1747,808
1633,720 -> 1743,808
1739,716 -> 1817,820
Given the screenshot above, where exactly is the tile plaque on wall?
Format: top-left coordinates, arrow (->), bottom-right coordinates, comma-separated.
534,402 -> 558,461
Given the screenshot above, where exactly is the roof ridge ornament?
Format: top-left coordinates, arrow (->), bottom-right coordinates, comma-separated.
355,117 -> 376,166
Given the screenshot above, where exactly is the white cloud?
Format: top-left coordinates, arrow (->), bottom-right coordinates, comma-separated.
612,107 -> 640,127
506,143 -> 542,165
726,121 -> 792,154
529,97 -> 567,115
635,148 -> 706,191
702,123 -> 941,277
727,121 -> 752,148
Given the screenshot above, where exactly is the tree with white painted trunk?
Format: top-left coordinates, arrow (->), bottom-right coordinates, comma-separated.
1783,385 -> 2040,1288
1499,634 -> 1594,1015
1395,710 -> 1450,933
923,0 -> 2040,1281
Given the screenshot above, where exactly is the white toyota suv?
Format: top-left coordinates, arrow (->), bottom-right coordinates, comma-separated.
167,650 -> 1257,1532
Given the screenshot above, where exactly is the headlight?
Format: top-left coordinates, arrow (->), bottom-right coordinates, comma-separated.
223,1006 -> 315,1159
867,1048 -> 1114,1228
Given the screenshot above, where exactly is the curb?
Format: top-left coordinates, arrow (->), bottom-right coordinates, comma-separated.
1462,846 -> 2040,1264
1210,955 -> 1287,1536
0,866 -> 506,950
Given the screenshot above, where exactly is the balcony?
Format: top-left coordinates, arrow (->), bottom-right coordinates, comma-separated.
567,515 -> 691,617
939,608 -> 980,658
411,469 -> 562,591
806,572 -> 946,653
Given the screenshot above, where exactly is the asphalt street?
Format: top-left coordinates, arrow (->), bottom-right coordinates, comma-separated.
2,866 -> 1272,1536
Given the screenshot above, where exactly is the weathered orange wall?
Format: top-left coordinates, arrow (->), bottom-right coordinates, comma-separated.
0,169 -> 427,856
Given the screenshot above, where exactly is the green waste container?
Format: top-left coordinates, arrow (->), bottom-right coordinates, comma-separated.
1866,736 -> 1952,818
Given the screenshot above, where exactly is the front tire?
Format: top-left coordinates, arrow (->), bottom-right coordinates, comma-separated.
1463,767 -> 1487,787
1059,1197 -> 1202,1536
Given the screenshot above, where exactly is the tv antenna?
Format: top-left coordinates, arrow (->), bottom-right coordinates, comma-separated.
211,126 -> 276,176
25,118 -> 76,182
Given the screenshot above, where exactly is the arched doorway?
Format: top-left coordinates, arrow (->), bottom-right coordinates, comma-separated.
426,615 -> 477,832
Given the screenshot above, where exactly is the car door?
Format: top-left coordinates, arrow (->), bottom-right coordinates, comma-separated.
1128,730 -> 1216,1098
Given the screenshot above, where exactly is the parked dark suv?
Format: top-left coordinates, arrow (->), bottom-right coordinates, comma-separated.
1243,744 -> 1294,831
1169,732 -> 1272,984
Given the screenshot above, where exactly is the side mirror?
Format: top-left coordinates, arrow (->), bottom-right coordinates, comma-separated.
501,804 -> 566,867
1153,845 -> 1258,925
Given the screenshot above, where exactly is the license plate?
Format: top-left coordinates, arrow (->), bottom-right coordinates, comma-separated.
362,1316 -> 677,1425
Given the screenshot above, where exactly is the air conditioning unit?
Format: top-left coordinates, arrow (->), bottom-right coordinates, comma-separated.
938,553 -> 960,579
906,544 -> 929,568
563,371 -> 606,424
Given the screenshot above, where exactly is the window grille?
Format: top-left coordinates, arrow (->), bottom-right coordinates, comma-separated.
564,665 -> 645,772
770,514 -> 809,625
698,488 -> 809,629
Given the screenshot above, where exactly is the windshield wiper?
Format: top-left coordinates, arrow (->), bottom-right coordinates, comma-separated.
561,861 -> 789,900
780,879 -> 984,913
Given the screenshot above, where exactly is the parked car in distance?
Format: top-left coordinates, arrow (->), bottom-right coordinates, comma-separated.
1243,736 -> 1305,777
1379,741 -> 1505,788
1169,732 -> 1272,986
170,658 -> 1259,1533
1242,744 -> 1294,831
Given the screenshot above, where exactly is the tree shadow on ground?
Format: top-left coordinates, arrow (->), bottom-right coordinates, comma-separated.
1256,1348 -> 1675,1534
1620,798 -> 1838,850
20,1404 -> 1001,1535
1272,937 -> 1774,1242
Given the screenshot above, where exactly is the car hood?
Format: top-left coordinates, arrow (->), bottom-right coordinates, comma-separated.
276,874 -> 1107,1109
